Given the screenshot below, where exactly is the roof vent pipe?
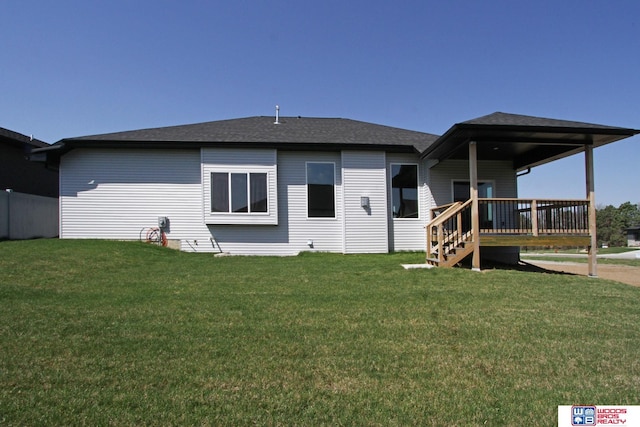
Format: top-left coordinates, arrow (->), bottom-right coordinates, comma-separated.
274,105 -> 280,124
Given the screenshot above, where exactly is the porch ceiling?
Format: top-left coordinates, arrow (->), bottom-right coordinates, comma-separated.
421,112 -> 639,171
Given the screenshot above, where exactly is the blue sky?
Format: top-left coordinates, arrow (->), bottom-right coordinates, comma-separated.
2,0 -> 638,206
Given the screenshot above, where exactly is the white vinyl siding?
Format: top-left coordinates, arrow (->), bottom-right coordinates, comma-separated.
202,148 -> 277,225
342,151 -> 388,254
201,151 -> 344,255
429,159 -> 517,206
285,152 -> 344,252
387,153 -> 428,251
61,147 -> 437,256
60,148 -> 203,240
60,148 -> 343,255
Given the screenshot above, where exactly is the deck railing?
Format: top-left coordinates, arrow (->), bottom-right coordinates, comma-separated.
476,198 -> 589,235
428,198 -> 591,265
431,198 -> 590,236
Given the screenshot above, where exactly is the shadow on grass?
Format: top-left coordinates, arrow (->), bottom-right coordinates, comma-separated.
457,258 -> 579,277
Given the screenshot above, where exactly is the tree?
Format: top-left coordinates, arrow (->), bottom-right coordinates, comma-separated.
596,202 -> 640,246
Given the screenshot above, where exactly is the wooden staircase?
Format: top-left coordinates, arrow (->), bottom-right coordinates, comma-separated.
426,200 -> 475,267
426,197 -> 594,269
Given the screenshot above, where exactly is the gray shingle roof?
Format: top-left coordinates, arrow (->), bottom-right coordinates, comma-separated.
461,112 -> 626,130
0,127 -> 49,148
66,116 -> 439,153
39,112 -> 636,168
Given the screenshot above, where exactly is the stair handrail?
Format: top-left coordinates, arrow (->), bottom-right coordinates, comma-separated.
429,201 -> 463,227
427,199 -> 473,264
429,200 -> 472,227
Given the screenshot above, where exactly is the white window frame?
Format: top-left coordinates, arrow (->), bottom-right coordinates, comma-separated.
210,171 -> 269,214
390,163 -> 420,220
306,161 -> 337,219
201,148 -> 277,226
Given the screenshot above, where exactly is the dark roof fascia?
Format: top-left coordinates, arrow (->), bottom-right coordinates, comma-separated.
37,138 -> 420,157
28,142 -> 65,166
456,122 -> 639,141
419,125 -> 470,160
267,142 -> 419,153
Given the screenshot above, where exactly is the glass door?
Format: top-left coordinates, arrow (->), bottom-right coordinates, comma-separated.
453,181 -> 494,229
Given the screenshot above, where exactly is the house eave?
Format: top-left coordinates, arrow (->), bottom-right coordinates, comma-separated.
420,120 -> 639,171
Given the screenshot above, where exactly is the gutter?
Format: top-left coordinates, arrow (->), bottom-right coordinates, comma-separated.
29,142 -> 65,170
30,142 -> 66,155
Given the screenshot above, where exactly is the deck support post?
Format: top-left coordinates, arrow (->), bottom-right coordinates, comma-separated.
585,144 -> 597,277
531,200 -> 539,236
469,141 -> 481,271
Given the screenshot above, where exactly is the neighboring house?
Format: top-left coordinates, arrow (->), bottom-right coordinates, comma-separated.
36,112 -> 639,271
627,226 -> 640,247
1,127 -> 59,239
0,127 -> 58,197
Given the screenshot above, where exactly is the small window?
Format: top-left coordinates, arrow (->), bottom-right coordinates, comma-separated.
211,173 -> 229,212
307,163 -> 335,218
391,164 -> 418,218
231,173 -> 248,212
211,172 -> 268,213
249,173 -> 268,212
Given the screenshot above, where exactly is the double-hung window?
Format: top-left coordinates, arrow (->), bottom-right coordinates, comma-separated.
391,164 -> 418,218
211,172 -> 268,213
307,162 -> 335,218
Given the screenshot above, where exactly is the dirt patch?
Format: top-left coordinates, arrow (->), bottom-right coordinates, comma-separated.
523,260 -> 640,287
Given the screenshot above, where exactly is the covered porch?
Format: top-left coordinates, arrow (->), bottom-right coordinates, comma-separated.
421,112 -> 639,275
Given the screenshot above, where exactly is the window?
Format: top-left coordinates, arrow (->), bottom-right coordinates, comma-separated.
307,162 -> 335,218
391,164 -> 418,218
202,148 -> 277,225
211,172 -> 268,213
211,173 -> 229,212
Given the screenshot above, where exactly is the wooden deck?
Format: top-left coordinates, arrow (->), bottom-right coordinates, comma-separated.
426,198 -> 592,267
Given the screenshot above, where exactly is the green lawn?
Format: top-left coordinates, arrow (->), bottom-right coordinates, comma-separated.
596,247 -> 640,254
1,240 -> 639,426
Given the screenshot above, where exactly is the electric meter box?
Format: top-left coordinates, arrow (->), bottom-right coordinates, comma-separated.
158,216 -> 169,228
